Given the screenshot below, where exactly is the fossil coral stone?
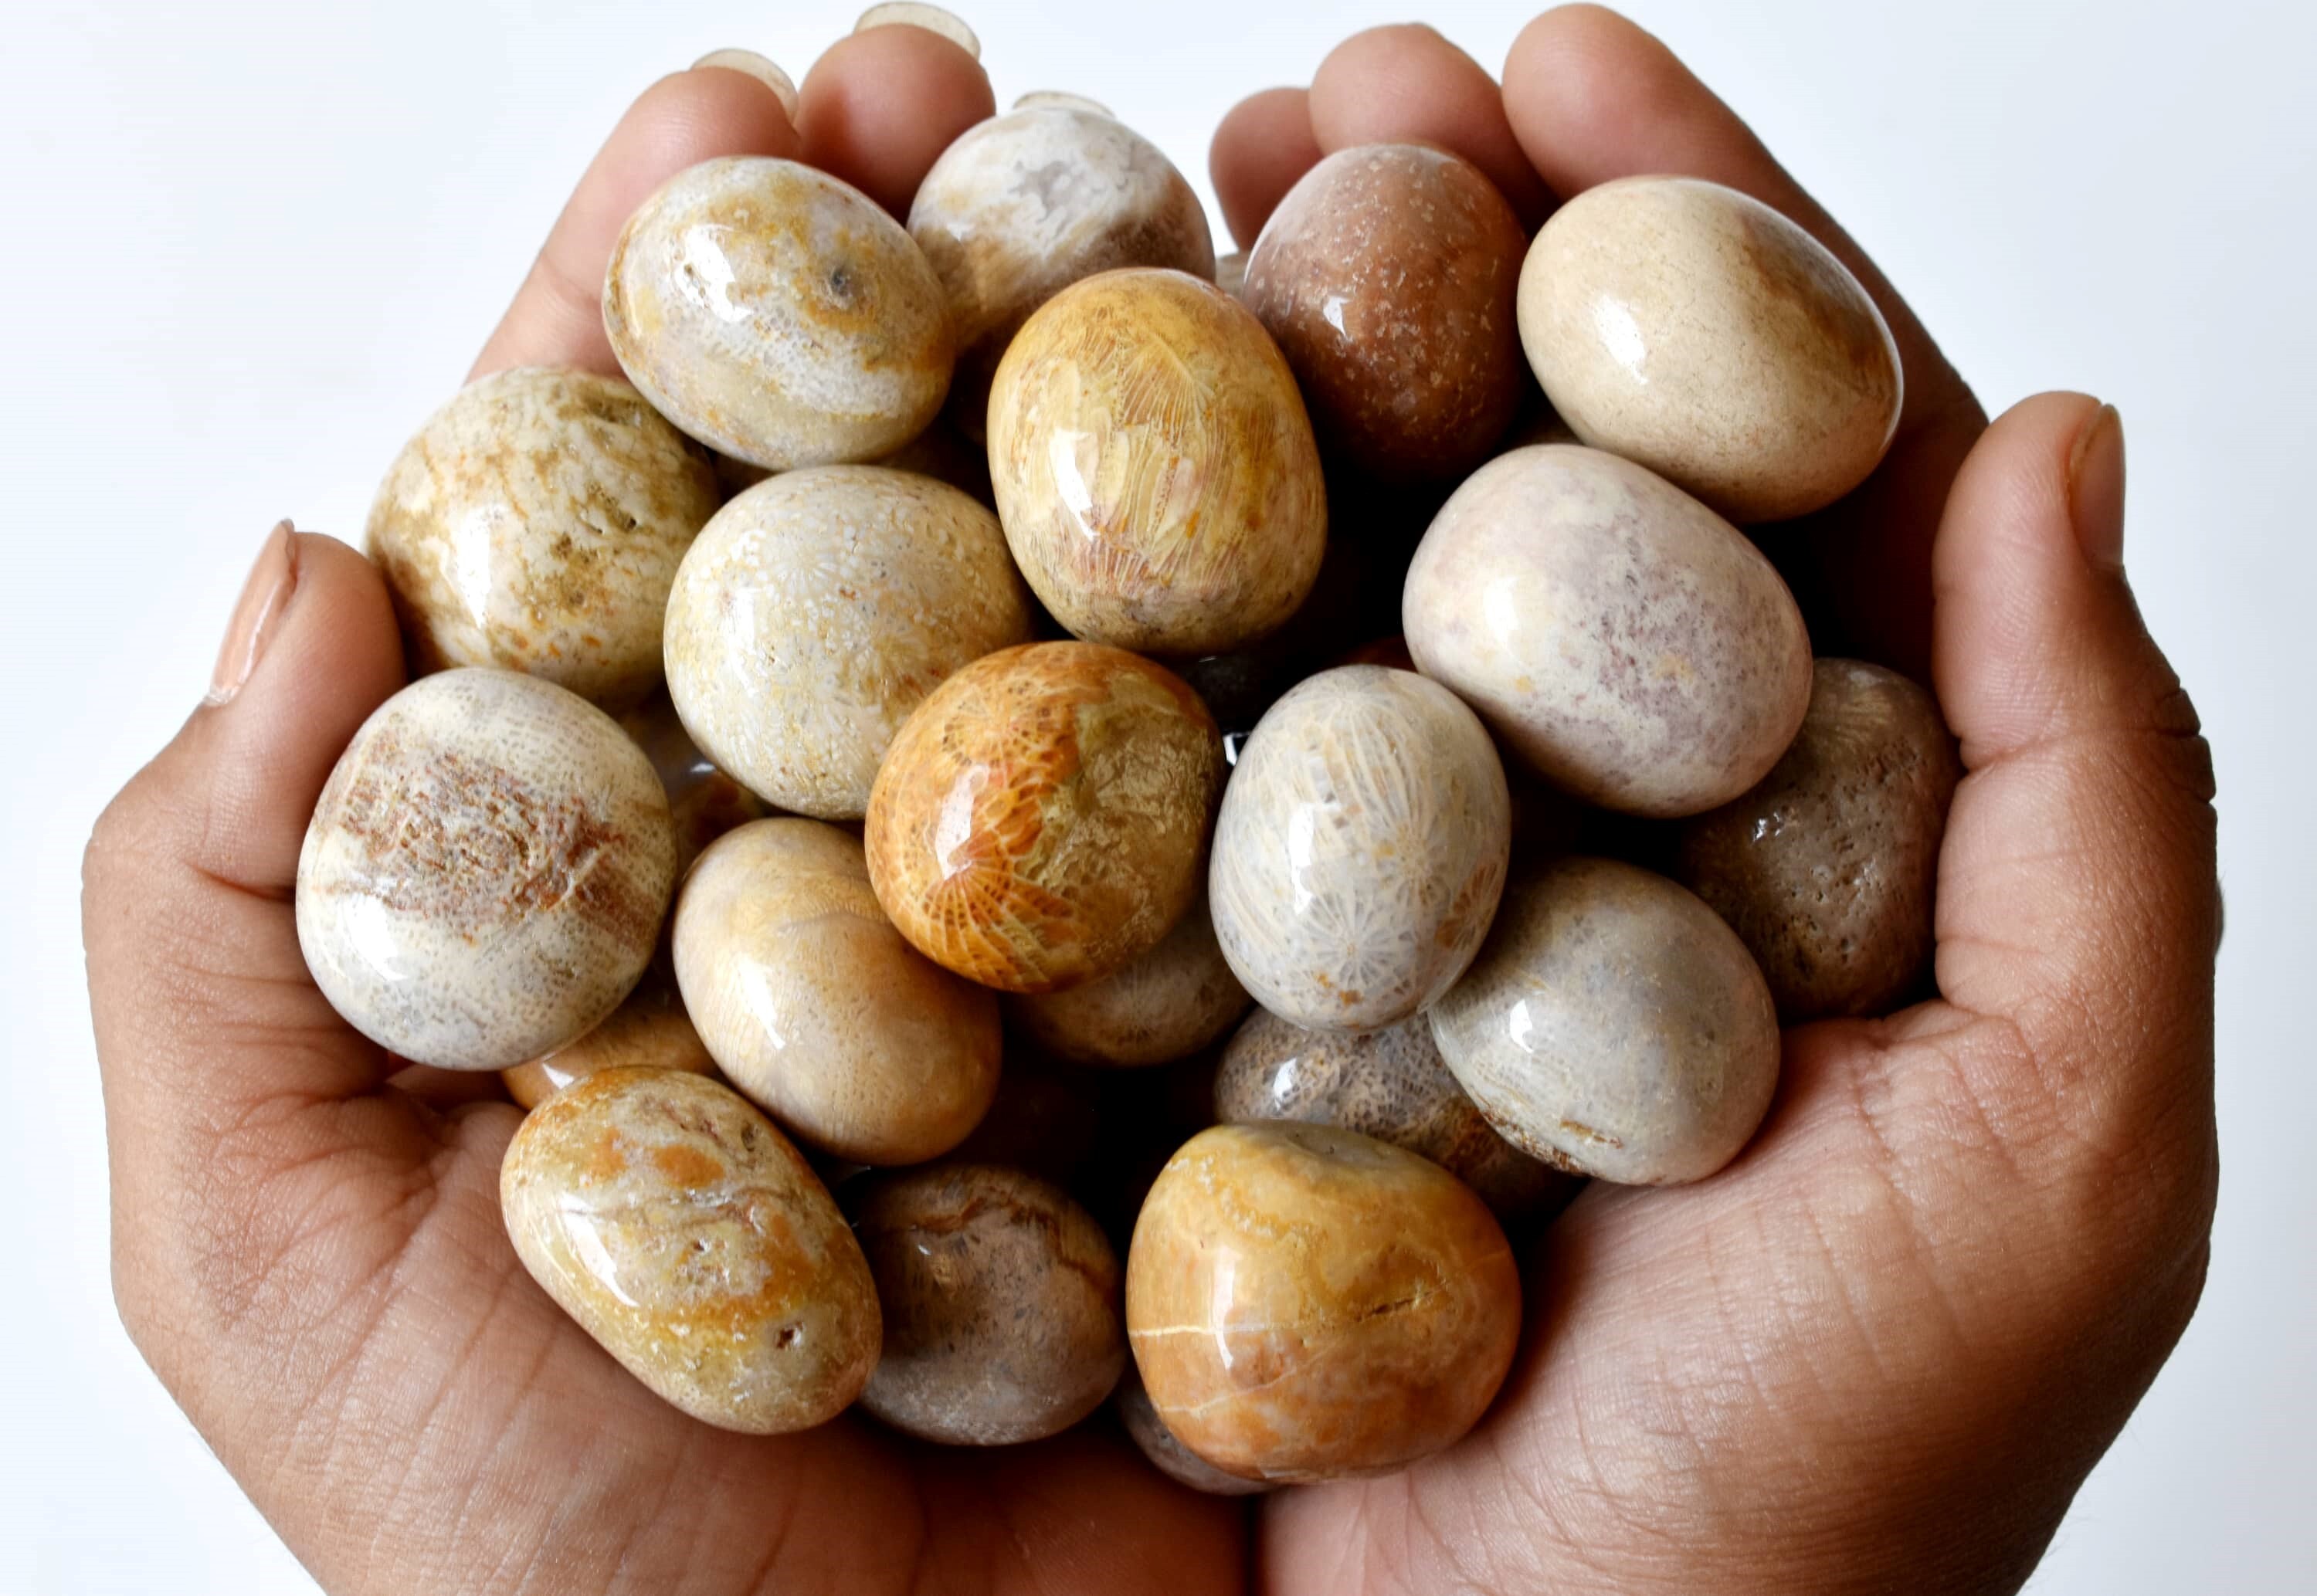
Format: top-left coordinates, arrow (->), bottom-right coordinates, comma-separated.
909,104 -> 1214,440
1209,666 -> 1511,1031
1516,175 -> 1902,523
500,1067 -> 880,1432
365,367 -> 720,710
502,976 -> 717,1110
849,1164 -> 1125,1443
865,642 -> 1224,994
603,157 -> 954,471
986,267 -> 1327,656
672,818 -> 1001,1164
1004,886 -> 1250,1067
1126,1122 -> 1521,1482
662,466 -> 1033,821
296,669 -> 677,1071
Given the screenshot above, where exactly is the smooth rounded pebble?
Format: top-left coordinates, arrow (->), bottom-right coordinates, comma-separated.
1005,886 -> 1250,1067
297,669 -> 677,1071
1516,175 -> 1902,523
1403,445 -> 1813,818
1116,1369 -> 1274,1496
849,1164 -> 1125,1444
1674,658 -> 1959,1020
663,466 -> 1034,821
910,105 -> 1213,440
1213,1008 -> 1569,1219
1243,144 -> 1528,481
987,267 -> 1327,656
503,977 -> 717,1110
617,690 -> 774,874
1126,1122 -> 1520,1482
603,157 -> 954,470
366,367 -> 719,710
865,642 -> 1224,994
500,1068 -> 880,1432
1430,857 -> 1781,1184
1209,666 -> 1511,1031
673,818 -> 1001,1164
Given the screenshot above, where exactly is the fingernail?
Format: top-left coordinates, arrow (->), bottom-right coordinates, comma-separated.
2067,402 -> 2126,573
1014,90 -> 1112,117
690,48 -> 799,122
854,3 -> 981,60
206,520 -> 297,707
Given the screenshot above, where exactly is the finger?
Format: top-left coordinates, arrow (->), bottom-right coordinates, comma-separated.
796,19 -> 996,219
1501,4 -> 1986,679
1306,24 -> 1552,226
470,66 -> 802,380
1210,87 -> 1322,249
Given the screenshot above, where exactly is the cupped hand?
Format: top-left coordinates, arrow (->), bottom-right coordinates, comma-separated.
83,9 -> 2218,1595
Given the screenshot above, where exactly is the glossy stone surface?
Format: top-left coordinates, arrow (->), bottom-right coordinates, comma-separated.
1209,666 -> 1510,1031
1213,1008 -> 1569,1220
1116,1369 -> 1274,1496
1126,1122 -> 1520,1482
297,669 -> 677,1071
1005,886 -> 1249,1067
501,1068 -> 879,1432
987,267 -> 1327,655
367,367 -> 719,710
663,466 -> 1034,820
503,977 -> 717,1110
849,1164 -> 1125,1444
1243,144 -> 1528,482
673,819 -> 1001,1164
1430,857 -> 1780,1184
603,157 -> 954,470
865,642 -> 1224,993
617,690 -> 773,875
1517,176 -> 1902,524
909,105 -> 1213,441
1674,659 -> 1959,1020
1403,445 -> 1813,818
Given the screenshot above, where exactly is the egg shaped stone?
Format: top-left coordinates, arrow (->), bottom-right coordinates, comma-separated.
910,105 -> 1214,441
1004,886 -> 1249,1067
603,157 -> 954,470
865,642 -> 1224,993
1674,658 -> 1959,1020
1243,144 -> 1528,482
1430,856 -> 1780,1184
502,976 -> 717,1110
849,1164 -> 1125,1444
1403,444 -> 1813,818
297,669 -> 677,1071
673,818 -> 1001,1164
1209,666 -> 1511,1031
500,1067 -> 880,1432
986,267 -> 1327,655
1116,1369 -> 1274,1496
1126,1122 -> 1521,1482
663,465 -> 1035,820
1516,175 -> 1902,523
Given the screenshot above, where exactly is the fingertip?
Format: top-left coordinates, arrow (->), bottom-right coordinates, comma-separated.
1308,23 -> 1551,225
1210,86 -> 1322,249
797,26 -> 995,219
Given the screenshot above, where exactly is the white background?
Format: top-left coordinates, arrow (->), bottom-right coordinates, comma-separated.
1,1 -> 2309,1591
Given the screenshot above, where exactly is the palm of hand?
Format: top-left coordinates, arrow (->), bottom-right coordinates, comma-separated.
85,11 -> 2217,1596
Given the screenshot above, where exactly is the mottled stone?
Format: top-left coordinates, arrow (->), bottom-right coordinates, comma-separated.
297,669 -> 677,1071
1674,659 -> 1959,1020
987,268 -> 1327,655
1006,887 -> 1250,1067
1517,176 -> 1902,523
1430,857 -> 1780,1184
673,819 -> 1000,1164
865,642 -> 1224,993
910,105 -> 1213,440
1209,666 -> 1510,1031
1213,1008 -> 1570,1220
1115,1368 -> 1274,1496
849,1164 -> 1125,1444
604,158 -> 954,470
1126,1122 -> 1520,1482
617,690 -> 773,875
1403,445 -> 1813,818
503,977 -> 717,1110
500,1068 -> 879,1432
1244,144 -> 1528,482
663,466 -> 1034,820
366,367 -> 719,710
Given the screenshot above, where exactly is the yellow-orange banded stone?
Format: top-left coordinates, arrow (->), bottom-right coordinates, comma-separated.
503,978 -> 717,1110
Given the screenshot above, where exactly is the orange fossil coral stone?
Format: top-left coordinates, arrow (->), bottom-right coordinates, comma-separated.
864,641 -> 1223,994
